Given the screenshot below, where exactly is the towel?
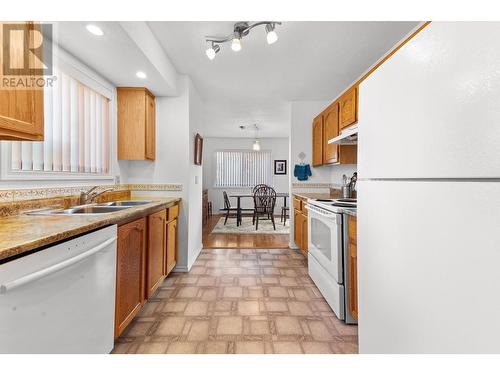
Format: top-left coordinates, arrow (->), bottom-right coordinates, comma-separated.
294,164 -> 312,181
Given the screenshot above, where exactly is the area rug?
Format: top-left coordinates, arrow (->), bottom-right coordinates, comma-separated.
211,216 -> 290,234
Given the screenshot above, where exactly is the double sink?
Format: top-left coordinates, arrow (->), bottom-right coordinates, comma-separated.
28,200 -> 153,216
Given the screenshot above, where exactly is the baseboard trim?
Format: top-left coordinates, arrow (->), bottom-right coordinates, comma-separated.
173,265 -> 189,272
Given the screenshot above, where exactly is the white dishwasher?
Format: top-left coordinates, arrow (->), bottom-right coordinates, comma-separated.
0,225 -> 117,354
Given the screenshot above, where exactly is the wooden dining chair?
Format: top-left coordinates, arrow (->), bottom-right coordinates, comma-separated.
221,191 -> 239,225
252,184 -> 269,224
253,185 -> 277,230
221,191 -> 254,225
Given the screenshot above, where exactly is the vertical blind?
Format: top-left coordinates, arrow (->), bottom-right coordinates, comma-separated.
215,150 -> 272,188
10,69 -> 111,174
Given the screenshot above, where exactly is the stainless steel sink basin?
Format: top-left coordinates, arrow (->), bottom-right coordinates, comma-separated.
28,204 -> 131,216
99,200 -> 152,207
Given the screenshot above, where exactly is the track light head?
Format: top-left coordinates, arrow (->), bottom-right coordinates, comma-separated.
231,33 -> 242,51
265,23 -> 278,44
205,43 -> 220,60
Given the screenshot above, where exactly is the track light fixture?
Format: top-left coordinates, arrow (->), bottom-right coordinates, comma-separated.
205,21 -> 281,60
205,42 -> 220,60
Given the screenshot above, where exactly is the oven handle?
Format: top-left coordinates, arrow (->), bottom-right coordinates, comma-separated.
306,204 -> 339,219
0,236 -> 117,295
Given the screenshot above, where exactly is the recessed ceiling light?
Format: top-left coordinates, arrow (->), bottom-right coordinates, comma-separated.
136,71 -> 147,79
86,24 -> 103,36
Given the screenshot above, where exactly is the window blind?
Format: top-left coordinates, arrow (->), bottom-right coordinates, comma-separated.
215,150 -> 272,188
10,69 -> 110,174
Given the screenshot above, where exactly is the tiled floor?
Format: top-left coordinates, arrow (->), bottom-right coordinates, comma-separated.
112,248 -> 358,354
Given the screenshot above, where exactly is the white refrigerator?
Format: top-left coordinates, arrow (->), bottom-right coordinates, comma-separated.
357,22 -> 500,353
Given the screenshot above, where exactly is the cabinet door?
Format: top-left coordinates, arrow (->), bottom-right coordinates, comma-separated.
323,102 -> 339,164
165,218 -> 177,276
348,215 -> 358,321
293,209 -> 303,250
146,210 -> 166,298
145,93 -> 156,160
339,86 -> 358,129
115,218 -> 146,338
0,22 -> 44,141
300,212 -> 308,256
312,115 -> 323,166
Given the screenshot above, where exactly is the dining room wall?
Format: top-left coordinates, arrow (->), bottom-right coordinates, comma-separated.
202,137 -> 290,215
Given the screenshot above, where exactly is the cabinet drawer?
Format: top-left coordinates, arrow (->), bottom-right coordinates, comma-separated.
168,204 -> 179,221
293,197 -> 302,211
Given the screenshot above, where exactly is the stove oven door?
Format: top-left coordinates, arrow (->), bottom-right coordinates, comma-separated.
307,204 -> 343,283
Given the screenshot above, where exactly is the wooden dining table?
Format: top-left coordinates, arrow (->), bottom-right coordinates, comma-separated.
229,192 -> 289,226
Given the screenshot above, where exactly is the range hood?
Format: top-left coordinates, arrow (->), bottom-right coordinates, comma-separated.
328,125 -> 358,145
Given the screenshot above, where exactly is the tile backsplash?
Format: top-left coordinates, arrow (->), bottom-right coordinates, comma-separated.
0,183 -> 183,203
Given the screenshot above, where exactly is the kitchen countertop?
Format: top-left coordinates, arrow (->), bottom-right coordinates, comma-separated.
293,192 -> 341,200
0,197 -> 180,262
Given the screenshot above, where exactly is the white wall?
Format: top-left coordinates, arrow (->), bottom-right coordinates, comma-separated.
121,75 -> 204,271
203,137 -> 290,215
187,78 -> 204,269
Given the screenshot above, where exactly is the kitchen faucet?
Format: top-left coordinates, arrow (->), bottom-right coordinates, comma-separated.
79,186 -> 114,205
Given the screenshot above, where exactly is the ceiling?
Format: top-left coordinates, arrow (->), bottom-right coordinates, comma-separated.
149,21 -> 419,137
52,21 -> 419,138
52,22 -> 176,96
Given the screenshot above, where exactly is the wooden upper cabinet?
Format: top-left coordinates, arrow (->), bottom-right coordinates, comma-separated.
115,217 -> 146,338
145,93 -> 156,160
117,87 -> 156,161
0,22 -> 44,141
323,102 -> 339,164
312,114 -> 323,167
339,86 -> 358,130
146,209 -> 166,298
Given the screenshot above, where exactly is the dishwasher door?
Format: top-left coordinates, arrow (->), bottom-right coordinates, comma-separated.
0,225 -> 117,354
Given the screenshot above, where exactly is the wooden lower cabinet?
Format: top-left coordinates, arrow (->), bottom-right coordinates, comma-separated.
115,202 -> 180,339
165,218 -> 177,275
293,196 -> 308,257
347,215 -> 358,321
146,209 -> 167,298
115,217 -> 146,338
300,212 -> 308,256
293,209 -> 302,250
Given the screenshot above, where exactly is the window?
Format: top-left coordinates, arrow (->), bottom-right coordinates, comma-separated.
9,68 -> 111,175
215,150 -> 272,188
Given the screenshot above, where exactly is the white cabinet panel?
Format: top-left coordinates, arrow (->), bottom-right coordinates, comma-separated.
358,22 -> 500,179
357,180 -> 500,353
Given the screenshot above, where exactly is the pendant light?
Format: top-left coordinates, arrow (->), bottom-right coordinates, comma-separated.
252,124 -> 261,151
